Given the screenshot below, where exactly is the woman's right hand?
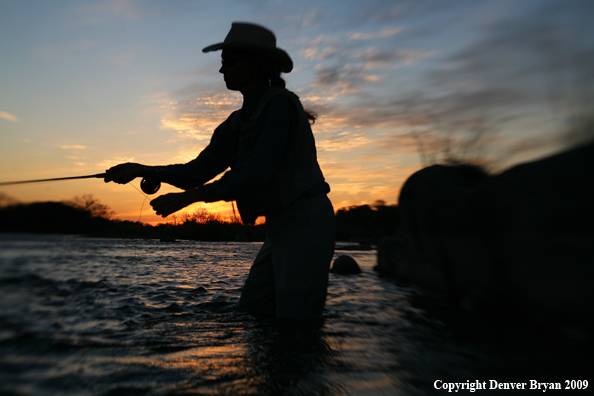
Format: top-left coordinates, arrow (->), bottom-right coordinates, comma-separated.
104,163 -> 152,185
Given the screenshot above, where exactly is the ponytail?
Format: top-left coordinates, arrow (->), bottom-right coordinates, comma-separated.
304,109 -> 317,124
260,55 -> 317,124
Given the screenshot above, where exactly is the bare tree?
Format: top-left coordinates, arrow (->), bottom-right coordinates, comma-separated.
0,193 -> 19,208
65,194 -> 115,219
183,207 -> 222,224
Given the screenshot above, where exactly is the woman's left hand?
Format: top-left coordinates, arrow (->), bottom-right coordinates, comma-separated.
150,190 -> 201,218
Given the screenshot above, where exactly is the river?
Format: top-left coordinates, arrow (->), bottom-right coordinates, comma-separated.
0,234 -> 588,395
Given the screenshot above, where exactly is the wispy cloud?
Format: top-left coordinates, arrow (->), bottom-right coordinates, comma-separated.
0,111 -> 18,122
350,27 -> 403,40
74,39 -> 98,50
300,28 -> 433,98
305,0 -> 594,172
59,145 -> 88,150
97,157 -> 137,169
397,1 -> 594,164
72,0 -> 146,26
159,91 -> 241,145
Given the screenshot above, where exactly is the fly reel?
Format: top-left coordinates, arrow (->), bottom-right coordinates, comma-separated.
140,177 -> 161,195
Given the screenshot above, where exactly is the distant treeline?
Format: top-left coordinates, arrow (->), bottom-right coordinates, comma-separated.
335,200 -> 399,243
0,195 -> 399,242
0,196 -> 267,242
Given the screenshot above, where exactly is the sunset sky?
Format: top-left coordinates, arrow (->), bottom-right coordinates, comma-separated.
1,0 -> 592,224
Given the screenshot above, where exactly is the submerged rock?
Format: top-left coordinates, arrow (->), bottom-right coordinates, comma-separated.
160,235 -> 177,243
331,255 -> 362,275
235,231 -> 250,242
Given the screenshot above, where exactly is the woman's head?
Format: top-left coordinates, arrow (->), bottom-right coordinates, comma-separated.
206,22 -> 315,122
204,23 -> 291,92
219,49 -> 286,92
204,23 -> 292,70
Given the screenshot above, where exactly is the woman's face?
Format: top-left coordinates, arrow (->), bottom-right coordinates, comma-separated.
220,50 -> 258,92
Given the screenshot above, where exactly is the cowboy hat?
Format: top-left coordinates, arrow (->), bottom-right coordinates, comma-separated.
202,22 -> 293,73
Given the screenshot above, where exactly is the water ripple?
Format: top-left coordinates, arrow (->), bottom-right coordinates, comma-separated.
0,234 -> 587,395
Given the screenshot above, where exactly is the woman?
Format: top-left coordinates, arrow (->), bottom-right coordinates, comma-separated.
105,22 -> 335,320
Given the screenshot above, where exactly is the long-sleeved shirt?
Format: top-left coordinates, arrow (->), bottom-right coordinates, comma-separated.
158,87 -> 329,224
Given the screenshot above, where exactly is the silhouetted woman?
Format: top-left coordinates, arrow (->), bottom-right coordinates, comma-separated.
105,22 -> 335,320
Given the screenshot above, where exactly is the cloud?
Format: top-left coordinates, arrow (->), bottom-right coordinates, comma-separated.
350,27 -> 403,40
309,64 -> 384,96
74,39 -> 98,50
301,29 -> 433,97
0,111 -> 18,122
106,49 -> 144,67
69,0 -> 210,27
427,1 -> 594,114
97,157 -> 137,169
294,0 -> 591,161
353,48 -> 434,70
159,91 -> 241,143
72,0 -> 146,26
327,0 -> 594,170
59,145 -> 88,150
316,131 -> 374,152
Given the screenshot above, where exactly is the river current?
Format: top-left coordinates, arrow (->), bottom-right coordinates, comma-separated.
0,234 -> 588,395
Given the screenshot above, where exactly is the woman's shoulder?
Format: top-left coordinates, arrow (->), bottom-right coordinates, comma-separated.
212,109 -> 243,134
259,87 -> 303,114
263,87 -> 299,102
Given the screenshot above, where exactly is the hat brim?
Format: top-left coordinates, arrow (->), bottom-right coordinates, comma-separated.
202,42 -> 293,73
202,43 -> 224,53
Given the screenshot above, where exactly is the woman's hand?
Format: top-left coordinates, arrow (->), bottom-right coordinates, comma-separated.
104,163 -> 152,185
151,189 -> 202,218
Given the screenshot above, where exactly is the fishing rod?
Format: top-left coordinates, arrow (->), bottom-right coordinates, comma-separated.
0,173 -> 161,195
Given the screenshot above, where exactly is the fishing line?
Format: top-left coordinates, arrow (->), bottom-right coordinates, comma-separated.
109,182 -> 150,304
108,182 -> 150,308
119,183 -> 175,304
126,183 -> 151,300
0,172 -> 164,307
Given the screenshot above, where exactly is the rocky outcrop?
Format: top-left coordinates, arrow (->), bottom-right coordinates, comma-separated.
377,141 -> 594,327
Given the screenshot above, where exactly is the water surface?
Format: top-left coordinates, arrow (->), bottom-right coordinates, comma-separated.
0,234 -> 587,395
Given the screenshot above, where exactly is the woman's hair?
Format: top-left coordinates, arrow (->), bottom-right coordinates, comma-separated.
265,66 -> 317,124
241,50 -> 318,124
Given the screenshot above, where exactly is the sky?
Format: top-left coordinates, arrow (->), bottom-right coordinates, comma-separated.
1,0 -> 593,224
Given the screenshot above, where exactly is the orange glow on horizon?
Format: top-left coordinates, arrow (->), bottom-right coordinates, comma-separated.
115,200 -> 242,226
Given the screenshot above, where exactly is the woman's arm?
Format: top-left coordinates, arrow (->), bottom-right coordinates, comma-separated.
104,163 -> 155,184
198,95 -> 297,203
104,115 -> 237,190
149,95 -> 297,218
150,188 -> 203,217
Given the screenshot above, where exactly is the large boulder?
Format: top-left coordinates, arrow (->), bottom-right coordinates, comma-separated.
379,141 -> 594,326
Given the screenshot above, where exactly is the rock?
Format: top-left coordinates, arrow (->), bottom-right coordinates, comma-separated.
380,141 -> 594,327
396,163 -> 498,306
477,141 -> 594,324
331,255 -> 362,275
376,235 -> 452,295
235,231 -> 250,242
375,235 -> 404,278
160,235 -> 177,243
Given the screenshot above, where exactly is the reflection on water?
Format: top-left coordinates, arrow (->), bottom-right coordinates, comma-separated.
0,234 -> 588,395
